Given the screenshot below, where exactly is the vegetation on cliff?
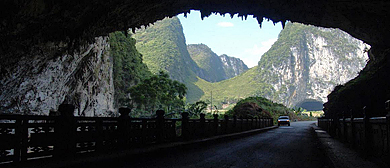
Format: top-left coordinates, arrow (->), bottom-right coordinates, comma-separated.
110,31 -> 187,116
187,44 -> 249,82
129,71 -> 187,116
187,44 -> 227,82
109,31 -> 151,107
132,17 -> 204,103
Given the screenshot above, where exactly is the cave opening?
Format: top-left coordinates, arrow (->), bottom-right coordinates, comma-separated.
295,100 -> 324,111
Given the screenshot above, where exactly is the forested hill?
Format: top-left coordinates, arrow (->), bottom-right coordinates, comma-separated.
187,44 -> 248,82
132,18 -> 366,108
132,17 -> 200,83
132,17 -> 248,103
132,17 -> 205,102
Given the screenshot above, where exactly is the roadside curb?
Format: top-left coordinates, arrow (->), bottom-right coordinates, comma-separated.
9,126 -> 278,168
311,123 -> 379,168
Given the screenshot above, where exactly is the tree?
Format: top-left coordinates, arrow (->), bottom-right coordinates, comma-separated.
109,31 -> 151,108
294,107 -> 304,115
187,101 -> 208,117
129,71 -> 187,115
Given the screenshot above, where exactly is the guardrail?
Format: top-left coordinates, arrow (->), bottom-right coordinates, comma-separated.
318,100 -> 390,164
0,104 -> 273,164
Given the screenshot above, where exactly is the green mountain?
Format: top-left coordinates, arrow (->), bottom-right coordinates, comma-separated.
187,44 -> 248,82
132,17 -> 249,103
132,17 -> 204,102
132,18 -> 366,109
109,31 -> 152,107
195,22 -> 367,109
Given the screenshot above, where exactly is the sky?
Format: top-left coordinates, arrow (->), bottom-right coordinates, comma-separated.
177,10 -> 283,68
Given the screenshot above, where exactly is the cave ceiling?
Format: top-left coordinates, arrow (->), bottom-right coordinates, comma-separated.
1,0 -> 390,67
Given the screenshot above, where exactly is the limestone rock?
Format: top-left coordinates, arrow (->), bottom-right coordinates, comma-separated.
259,23 -> 368,108
0,37 -> 115,116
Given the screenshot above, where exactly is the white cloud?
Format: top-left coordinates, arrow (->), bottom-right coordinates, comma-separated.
243,38 -> 277,68
217,22 -> 234,27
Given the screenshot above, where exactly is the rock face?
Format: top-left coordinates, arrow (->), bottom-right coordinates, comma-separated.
219,54 -> 248,79
258,23 -> 368,108
187,44 -> 248,82
0,37 -> 115,116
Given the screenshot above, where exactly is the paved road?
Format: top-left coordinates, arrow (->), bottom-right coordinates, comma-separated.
90,121 -> 332,168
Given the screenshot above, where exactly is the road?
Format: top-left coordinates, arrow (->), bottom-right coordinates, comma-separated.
89,121 -> 332,168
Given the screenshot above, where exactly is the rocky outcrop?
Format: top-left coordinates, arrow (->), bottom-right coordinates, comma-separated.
0,37 -> 115,116
187,44 -> 248,82
219,54 -> 248,79
257,23 -> 368,108
324,47 -> 390,117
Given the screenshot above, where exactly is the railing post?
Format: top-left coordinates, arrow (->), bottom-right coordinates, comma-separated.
385,100 -> 390,153
224,115 -> 229,134
350,109 -> 356,147
269,118 -> 272,127
55,104 -> 75,158
13,118 -> 23,163
156,110 -> 165,143
240,117 -> 244,131
233,115 -> 237,132
95,117 -> 103,151
329,109 -> 337,137
181,112 -> 189,140
250,118 -> 254,129
260,118 -> 263,128
171,120 -> 177,141
200,113 -> 205,138
343,111 -> 348,142
141,120 -> 147,144
118,107 -> 131,147
363,106 -> 372,156
246,118 -> 249,130
213,114 -> 219,135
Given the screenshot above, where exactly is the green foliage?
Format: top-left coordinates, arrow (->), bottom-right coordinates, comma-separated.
186,100 -> 208,117
293,107 -> 304,115
109,31 -> 151,107
129,71 -> 187,114
132,17 -> 204,103
187,44 -> 227,82
226,97 -> 294,122
132,17 -> 199,82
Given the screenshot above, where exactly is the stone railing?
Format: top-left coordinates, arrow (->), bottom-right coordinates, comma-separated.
0,104 -> 273,164
318,100 -> 390,164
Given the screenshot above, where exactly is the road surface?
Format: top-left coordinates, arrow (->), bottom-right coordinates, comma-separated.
88,121 -> 332,168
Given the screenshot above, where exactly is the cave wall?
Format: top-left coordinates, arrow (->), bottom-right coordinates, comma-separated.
1,0 -> 389,55
0,37 -> 115,116
324,47 -> 390,118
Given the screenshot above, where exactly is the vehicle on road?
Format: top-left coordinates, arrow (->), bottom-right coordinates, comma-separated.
278,116 -> 290,126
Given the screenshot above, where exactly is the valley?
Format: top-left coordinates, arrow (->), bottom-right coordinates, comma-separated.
132,17 -> 368,110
